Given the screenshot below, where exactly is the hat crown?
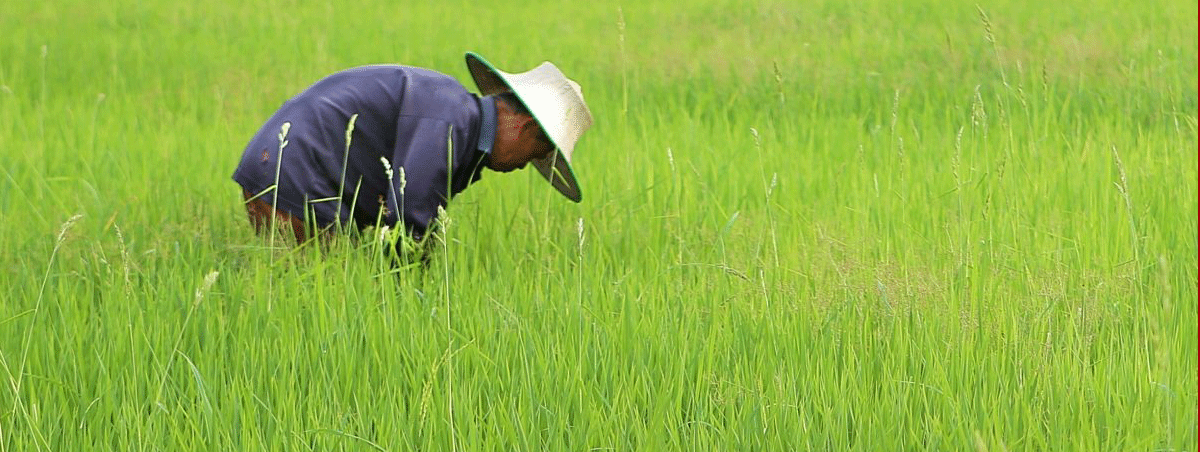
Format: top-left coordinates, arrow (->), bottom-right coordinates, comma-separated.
502,63 -> 593,158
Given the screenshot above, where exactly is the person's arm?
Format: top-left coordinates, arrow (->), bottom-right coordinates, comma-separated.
384,117 -> 471,259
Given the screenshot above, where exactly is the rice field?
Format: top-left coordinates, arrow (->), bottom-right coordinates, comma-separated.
1,0 -> 1196,449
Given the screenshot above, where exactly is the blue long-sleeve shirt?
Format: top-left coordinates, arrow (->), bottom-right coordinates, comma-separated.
233,65 -> 495,238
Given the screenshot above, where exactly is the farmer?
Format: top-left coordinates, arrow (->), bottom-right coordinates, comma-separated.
233,52 -> 593,250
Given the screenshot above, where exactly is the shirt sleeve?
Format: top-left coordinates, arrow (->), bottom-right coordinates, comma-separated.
387,116 -> 473,240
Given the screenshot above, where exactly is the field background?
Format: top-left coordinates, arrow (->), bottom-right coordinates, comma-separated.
1,0 -> 1196,450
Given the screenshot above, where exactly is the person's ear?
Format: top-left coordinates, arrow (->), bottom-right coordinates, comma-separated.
518,116 -> 538,136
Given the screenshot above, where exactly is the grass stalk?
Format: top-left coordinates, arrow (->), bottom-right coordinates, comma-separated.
336,113 -> 359,231
154,270 -> 219,411
3,213 -> 79,452
1111,145 -> 1140,266
442,125 -> 456,451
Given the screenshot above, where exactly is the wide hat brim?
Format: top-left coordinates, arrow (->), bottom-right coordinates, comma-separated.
465,52 -> 592,203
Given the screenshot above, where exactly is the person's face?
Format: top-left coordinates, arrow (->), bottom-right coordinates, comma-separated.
487,109 -> 555,173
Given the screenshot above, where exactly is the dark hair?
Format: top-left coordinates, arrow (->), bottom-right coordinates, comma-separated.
495,92 -> 533,117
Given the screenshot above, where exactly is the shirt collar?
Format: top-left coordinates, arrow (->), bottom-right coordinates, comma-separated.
476,95 -> 497,155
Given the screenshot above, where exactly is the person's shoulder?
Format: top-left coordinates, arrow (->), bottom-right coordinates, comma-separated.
323,64 -> 468,98
397,67 -> 476,124
313,64 -> 407,82
307,65 -> 445,90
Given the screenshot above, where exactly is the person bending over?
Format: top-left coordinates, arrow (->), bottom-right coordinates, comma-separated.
233,52 -> 594,257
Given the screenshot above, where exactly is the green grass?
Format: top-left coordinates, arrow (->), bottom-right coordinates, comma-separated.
1,0 -> 1196,449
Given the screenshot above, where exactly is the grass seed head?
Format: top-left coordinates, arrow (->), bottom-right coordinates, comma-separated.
56,214 -> 83,244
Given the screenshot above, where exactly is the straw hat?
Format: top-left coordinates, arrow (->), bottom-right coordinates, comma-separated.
465,52 -> 594,202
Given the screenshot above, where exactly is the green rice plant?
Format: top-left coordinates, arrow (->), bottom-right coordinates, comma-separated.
0,0 -> 1193,449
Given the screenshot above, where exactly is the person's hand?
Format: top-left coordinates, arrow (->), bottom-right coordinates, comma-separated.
379,225 -> 433,269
